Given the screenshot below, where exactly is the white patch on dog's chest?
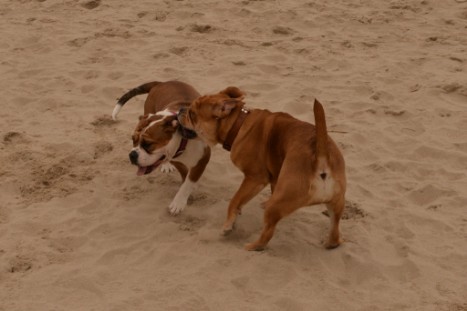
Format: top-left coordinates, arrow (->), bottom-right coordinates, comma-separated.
172,139 -> 205,167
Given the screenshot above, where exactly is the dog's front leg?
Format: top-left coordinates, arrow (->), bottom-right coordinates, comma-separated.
168,148 -> 210,215
168,178 -> 196,215
222,177 -> 267,235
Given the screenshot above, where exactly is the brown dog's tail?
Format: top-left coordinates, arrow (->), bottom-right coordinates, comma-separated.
313,99 -> 328,164
112,81 -> 161,120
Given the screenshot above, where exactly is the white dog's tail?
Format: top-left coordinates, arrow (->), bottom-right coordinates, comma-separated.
112,81 -> 161,120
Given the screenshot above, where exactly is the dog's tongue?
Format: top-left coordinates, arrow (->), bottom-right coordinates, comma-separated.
136,166 -> 147,176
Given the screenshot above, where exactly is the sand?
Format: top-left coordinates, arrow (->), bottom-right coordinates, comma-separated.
1,0 -> 467,310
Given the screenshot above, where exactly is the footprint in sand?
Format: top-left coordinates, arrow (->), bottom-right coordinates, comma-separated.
439,83 -> 467,96
169,47 -> 189,56
91,115 -> 115,128
322,200 -> 367,220
67,37 -> 91,48
93,141 -> 113,159
3,131 -> 28,144
138,10 -> 169,21
407,184 -> 456,206
48,236 -> 88,254
81,0 -> 101,10
190,24 -> 214,33
0,206 -> 9,224
8,256 -> 33,273
175,215 -> 206,233
153,52 -> 170,59
272,26 -> 295,35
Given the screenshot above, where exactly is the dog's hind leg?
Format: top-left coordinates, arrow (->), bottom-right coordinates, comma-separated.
324,195 -> 345,249
222,177 -> 267,235
244,196 -> 306,251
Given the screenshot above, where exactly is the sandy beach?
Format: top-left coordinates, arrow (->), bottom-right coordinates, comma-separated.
1,0 -> 467,310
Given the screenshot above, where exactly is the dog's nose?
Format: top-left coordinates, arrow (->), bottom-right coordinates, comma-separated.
129,150 -> 138,165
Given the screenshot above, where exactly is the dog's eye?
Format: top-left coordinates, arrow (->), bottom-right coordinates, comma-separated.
140,141 -> 152,152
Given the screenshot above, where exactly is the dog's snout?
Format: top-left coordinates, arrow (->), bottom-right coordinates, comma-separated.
129,150 -> 138,165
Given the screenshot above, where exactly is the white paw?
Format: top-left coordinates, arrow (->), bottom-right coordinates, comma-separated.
168,198 -> 186,215
160,162 -> 176,173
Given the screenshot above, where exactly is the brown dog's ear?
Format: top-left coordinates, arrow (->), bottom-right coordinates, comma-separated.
220,86 -> 245,100
213,98 -> 242,119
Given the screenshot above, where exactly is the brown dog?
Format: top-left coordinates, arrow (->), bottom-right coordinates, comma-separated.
179,87 -> 346,250
113,81 -> 211,215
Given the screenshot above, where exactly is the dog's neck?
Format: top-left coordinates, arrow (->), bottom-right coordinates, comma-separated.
217,106 -> 250,151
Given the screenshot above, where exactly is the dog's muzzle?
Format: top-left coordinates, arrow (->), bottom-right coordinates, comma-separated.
129,150 -> 138,165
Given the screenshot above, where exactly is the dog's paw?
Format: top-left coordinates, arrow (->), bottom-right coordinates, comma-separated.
221,221 -> 235,236
244,242 -> 265,251
168,199 -> 186,215
324,239 -> 342,249
160,162 -> 176,173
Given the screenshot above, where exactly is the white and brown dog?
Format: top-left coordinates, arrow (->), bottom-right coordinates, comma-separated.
113,80 -> 210,215
178,87 -> 346,251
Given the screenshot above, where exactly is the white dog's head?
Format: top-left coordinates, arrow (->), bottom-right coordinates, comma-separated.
129,111 -> 179,176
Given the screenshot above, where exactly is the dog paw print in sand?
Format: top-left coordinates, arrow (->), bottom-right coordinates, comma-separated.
438,83 -> 467,96
93,141 -> 113,159
121,185 -> 148,201
67,37 -> 91,48
18,151 -> 96,205
175,215 -> 206,233
322,200 -> 367,220
0,206 -> 8,225
190,23 -> 214,34
20,164 -> 71,200
81,0 -> 101,10
8,255 -> 33,273
188,192 -> 218,206
48,236 -> 88,256
138,11 -> 168,21
3,131 -> 29,145
91,115 -> 115,128
408,184 -> 455,207
272,26 -> 295,36
169,46 -> 189,56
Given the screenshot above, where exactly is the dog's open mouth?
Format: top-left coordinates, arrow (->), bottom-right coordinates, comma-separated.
136,155 -> 166,176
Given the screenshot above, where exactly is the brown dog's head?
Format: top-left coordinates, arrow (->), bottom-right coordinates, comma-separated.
129,110 -> 179,176
179,86 -> 245,145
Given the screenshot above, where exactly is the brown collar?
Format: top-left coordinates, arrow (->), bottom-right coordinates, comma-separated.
173,137 -> 188,159
222,107 -> 250,151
